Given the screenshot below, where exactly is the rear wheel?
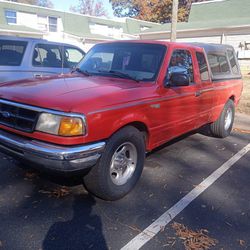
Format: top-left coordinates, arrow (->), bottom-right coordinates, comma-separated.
83,126 -> 145,201
210,99 -> 235,138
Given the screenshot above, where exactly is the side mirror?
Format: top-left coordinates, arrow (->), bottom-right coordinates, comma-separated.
165,72 -> 190,87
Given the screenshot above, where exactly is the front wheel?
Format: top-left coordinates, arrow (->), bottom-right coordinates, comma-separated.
83,126 -> 145,201
210,99 -> 235,138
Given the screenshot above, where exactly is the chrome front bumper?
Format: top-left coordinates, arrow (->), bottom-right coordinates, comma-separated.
0,129 -> 105,175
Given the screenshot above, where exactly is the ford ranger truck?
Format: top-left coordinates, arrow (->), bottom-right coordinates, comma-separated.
0,41 -> 243,200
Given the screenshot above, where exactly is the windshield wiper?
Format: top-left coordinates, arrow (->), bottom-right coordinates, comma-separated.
99,70 -> 140,83
72,67 -> 91,76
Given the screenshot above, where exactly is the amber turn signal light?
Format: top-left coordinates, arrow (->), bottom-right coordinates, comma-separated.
59,117 -> 84,136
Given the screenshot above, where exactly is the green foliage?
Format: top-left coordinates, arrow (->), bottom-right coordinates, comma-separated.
110,0 -> 206,23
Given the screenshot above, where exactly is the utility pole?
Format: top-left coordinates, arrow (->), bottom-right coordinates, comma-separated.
170,0 -> 179,42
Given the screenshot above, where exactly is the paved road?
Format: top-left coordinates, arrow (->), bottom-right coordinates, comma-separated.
0,129 -> 249,250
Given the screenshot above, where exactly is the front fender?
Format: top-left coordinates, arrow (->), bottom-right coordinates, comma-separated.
86,108 -> 151,147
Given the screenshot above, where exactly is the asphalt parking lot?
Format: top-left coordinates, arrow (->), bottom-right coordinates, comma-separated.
0,125 -> 250,250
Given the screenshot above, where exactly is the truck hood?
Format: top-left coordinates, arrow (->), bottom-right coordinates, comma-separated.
0,74 -> 153,114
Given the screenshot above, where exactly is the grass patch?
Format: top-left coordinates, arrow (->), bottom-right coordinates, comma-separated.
237,77 -> 250,115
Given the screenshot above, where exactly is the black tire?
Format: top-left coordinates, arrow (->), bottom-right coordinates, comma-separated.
210,99 -> 235,138
83,126 -> 145,201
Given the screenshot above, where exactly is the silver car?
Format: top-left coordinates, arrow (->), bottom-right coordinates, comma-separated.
0,36 -> 85,83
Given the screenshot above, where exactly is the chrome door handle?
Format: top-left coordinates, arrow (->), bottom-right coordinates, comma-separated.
195,91 -> 202,97
34,74 -> 42,78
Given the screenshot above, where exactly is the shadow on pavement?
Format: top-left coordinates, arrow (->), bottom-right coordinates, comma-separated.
43,194 -> 108,250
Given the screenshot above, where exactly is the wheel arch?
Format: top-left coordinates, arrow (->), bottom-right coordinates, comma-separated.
112,120 -> 150,150
229,95 -> 235,103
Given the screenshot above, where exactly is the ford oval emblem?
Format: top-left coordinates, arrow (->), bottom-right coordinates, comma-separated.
1,111 -> 11,118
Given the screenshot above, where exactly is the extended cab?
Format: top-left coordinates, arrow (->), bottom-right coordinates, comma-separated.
0,41 -> 243,200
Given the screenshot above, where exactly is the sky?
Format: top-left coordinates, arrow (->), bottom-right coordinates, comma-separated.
52,0 -> 114,18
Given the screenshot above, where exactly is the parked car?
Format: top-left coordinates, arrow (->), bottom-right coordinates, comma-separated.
0,36 -> 85,83
0,41 -> 243,200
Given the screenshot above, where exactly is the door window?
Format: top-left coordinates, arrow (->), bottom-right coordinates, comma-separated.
33,44 -> 62,68
196,52 -> 209,81
166,49 -> 194,84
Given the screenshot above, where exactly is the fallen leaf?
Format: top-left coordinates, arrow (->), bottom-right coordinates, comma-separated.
233,128 -> 250,134
24,172 -> 38,179
39,187 -> 70,198
239,239 -> 246,246
171,222 -> 218,250
225,221 -> 233,227
160,225 -> 165,232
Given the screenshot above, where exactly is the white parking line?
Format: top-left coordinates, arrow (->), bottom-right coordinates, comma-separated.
121,143 -> 250,250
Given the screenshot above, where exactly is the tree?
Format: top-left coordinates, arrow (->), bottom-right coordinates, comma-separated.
7,0 -> 54,8
70,0 -> 108,17
109,0 -> 206,23
37,0 -> 54,8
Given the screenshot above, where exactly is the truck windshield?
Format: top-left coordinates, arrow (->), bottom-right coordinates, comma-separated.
78,43 -> 166,82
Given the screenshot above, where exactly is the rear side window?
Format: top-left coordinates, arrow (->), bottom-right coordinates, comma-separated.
196,52 -> 209,81
207,53 -> 230,75
227,50 -> 239,74
33,44 -> 63,68
0,40 -> 27,66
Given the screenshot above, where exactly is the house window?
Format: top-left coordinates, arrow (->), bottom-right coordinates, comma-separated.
5,10 -> 17,24
48,17 -> 57,32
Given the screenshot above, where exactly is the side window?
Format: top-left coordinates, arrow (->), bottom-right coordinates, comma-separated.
64,47 -> 85,68
196,52 -> 209,81
167,49 -> 194,84
32,44 -> 62,68
227,50 -> 239,74
207,53 -> 230,75
0,40 -> 27,66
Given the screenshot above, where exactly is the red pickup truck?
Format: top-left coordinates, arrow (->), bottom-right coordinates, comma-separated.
0,41 -> 243,200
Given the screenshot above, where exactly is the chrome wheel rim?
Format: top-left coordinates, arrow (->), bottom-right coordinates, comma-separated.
110,142 -> 138,186
225,108 -> 233,131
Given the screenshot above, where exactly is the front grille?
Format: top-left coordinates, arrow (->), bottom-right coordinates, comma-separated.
0,101 -> 39,133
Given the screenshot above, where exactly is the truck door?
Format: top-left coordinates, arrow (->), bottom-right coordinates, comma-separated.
159,48 -> 201,140
195,51 -> 214,126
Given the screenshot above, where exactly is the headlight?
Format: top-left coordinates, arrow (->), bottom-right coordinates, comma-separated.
36,113 -> 86,136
